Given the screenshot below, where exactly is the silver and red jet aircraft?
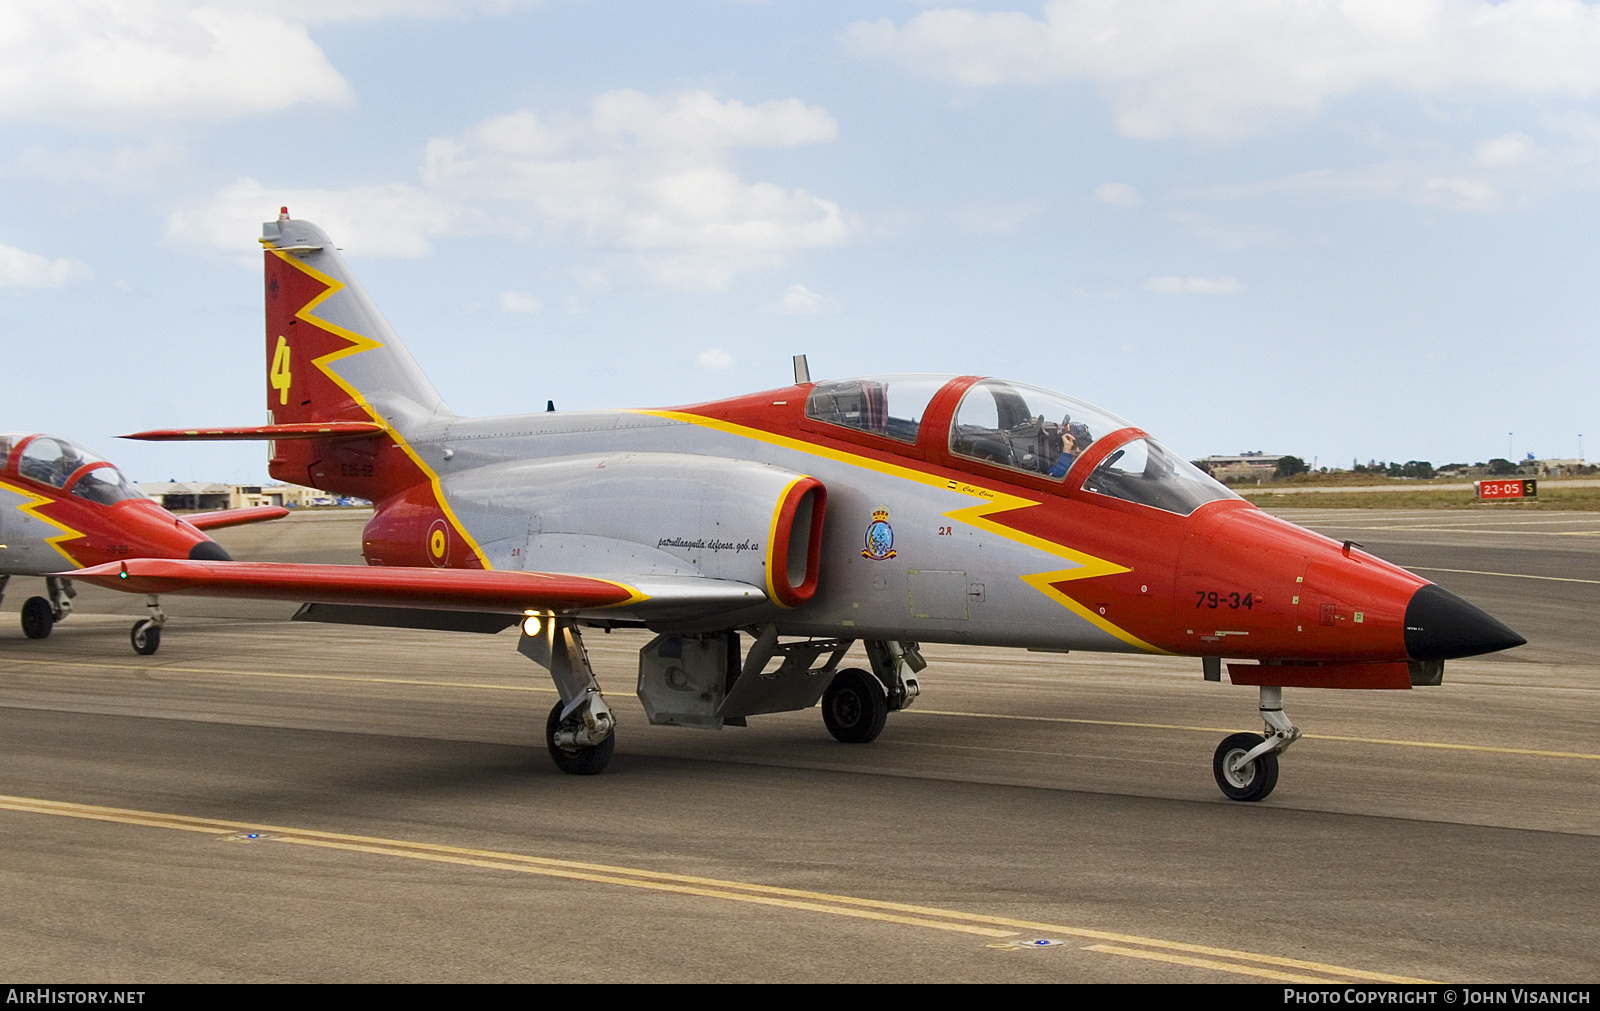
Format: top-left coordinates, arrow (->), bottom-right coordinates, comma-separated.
2,432 -> 287,653
75,209 -> 1524,799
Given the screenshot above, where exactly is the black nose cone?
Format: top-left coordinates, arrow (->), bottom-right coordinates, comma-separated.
188,540 -> 232,562
1405,583 -> 1525,660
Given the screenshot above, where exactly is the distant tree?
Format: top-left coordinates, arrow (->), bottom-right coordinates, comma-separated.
1190,459 -> 1213,476
1487,458 -> 1518,475
1273,455 -> 1309,478
1388,460 -> 1435,479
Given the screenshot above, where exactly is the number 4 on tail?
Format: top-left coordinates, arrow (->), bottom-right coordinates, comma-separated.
270,336 -> 293,405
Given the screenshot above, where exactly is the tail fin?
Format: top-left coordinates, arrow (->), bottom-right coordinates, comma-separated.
261,209 -> 453,498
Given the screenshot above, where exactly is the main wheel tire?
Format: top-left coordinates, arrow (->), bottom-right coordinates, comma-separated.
20,597 -> 53,639
545,701 -> 614,775
131,620 -> 161,656
821,668 -> 889,744
1213,732 -> 1280,802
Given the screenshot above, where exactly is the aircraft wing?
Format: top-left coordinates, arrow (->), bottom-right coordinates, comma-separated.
66,559 -> 766,622
183,505 -> 292,531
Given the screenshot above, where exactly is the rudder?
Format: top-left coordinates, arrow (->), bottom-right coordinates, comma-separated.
261,208 -> 454,501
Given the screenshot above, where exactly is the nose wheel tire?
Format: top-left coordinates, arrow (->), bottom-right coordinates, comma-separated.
20,597 -> 53,639
1213,732 -> 1280,802
130,620 -> 161,656
822,668 -> 889,744
545,701 -> 614,775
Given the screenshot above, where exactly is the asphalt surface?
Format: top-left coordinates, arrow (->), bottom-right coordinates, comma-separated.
0,508 -> 1595,983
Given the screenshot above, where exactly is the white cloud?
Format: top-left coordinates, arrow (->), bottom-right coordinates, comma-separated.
1169,211 -> 1276,251
1094,182 -> 1141,206
1477,132 -> 1535,167
0,244 -> 92,288
697,347 -> 736,370
420,90 -> 851,289
1204,118 -> 1600,211
1145,275 -> 1244,295
264,1 -> 536,21
173,90 -> 854,290
0,2 -> 536,126
953,201 -> 1045,233
1424,176 -> 1498,207
498,291 -> 543,313
167,178 -> 458,257
0,1 -> 353,124
848,1 -> 1600,139
8,141 -> 190,192
765,284 -> 839,315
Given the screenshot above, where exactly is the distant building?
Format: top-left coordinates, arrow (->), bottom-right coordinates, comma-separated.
1197,453 -> 1288,483
1530,459 -> 1590,477
137,481 -> 344,511
137,481 -> 231,511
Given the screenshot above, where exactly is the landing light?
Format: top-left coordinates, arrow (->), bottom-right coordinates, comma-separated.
522,614 -> 542,636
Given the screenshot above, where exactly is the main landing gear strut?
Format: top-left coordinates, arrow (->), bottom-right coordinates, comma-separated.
518,616 -> 616,775
1212,686 -> 1301,802
19,576 -> 75,641
820,639 -> 926,744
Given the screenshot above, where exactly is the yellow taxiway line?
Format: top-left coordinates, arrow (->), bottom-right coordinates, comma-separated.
1081,944 -> 1342,983
0,792 -> 1431,984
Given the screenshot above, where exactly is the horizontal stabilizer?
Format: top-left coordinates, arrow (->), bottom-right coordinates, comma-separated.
64,559 -> 766,620
121,422 -> 387,442
185,505 -> 292,531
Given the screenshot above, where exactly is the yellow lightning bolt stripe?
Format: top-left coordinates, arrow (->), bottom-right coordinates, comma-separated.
636,410 -> 1165,652
595,581 -> 652,609
266,247 -> 492,570
0,479 -> 85,567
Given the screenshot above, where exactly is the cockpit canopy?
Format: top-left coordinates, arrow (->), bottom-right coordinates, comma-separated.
803,376 -> 1237,517
0,433 -> 149,505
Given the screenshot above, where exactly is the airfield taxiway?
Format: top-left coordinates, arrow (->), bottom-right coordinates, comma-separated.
0,508 -> 1595,982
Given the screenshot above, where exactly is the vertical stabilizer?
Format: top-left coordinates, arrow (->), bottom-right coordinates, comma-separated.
260,210 -> 455,502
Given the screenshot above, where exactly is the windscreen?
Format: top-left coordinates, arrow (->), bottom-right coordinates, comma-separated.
70,465 -> 149,506
18,436 -> 107,489
1082,438 -> 1239,516
949,380 -> 1130,480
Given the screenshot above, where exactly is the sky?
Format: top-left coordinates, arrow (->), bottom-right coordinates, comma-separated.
1,0 -> 1596,485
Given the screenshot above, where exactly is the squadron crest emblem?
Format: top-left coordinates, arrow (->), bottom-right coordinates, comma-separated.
862,508 -> 896,560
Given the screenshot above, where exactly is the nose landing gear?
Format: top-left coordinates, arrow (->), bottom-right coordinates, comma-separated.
1213,686 -> 1300,802
130,596 -> 167,656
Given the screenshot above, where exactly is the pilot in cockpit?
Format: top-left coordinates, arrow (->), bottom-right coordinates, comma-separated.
1047,418 -> 1091,478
